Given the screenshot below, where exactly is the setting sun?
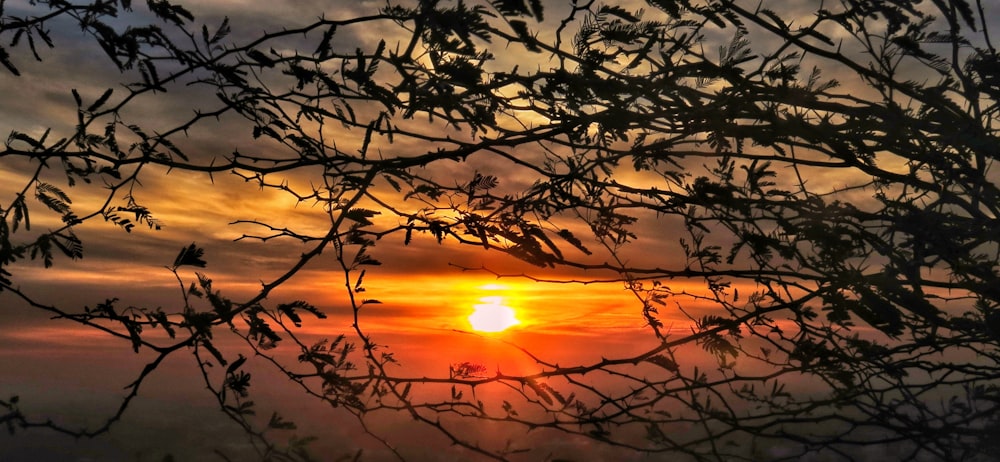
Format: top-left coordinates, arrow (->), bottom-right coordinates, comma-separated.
468,295 -> 520,332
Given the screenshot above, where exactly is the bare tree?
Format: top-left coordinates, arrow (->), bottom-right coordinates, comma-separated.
2,0 -> 1000,460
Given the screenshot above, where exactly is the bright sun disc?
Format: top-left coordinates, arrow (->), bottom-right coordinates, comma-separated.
468,296 -> 520,332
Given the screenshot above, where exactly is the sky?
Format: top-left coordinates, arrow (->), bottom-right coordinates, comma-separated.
1,0 -> 999,460
0,1 -> 682,459
0,0 -> 724,336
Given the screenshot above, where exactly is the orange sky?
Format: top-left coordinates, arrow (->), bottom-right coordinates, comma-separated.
0,0 -> 965,382
0,0 -> 917,338
0,0 -> 985,371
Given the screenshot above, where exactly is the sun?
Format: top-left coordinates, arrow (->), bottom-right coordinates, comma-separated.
468,295 -> 520,332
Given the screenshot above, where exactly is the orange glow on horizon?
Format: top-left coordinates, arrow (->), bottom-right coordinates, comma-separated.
286,270 -> 731,339
468,294 -> 520,332
466,284 -> 522,332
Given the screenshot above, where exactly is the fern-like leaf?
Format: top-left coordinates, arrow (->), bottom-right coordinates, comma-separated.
35,182 -> 72,215
173,243 -> 207,268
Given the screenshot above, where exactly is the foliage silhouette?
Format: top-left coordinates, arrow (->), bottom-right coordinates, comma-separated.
2,0 -> 1000,460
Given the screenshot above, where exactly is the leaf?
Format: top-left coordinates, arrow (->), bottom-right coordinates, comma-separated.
526,226 -> 562,259
468,173 -> 499,191
268,412 -> 296,430
156,135 -> 188,161
539,382 -> 567,405
344,208 -> 380,226
7,131 -> 44,150
124,320 -> 143,353
528,0 -> 544,20
209,17 -> 230,44
187,282 -> 203,297
246,309 -> 282,348
37,183 -> 70,204
50,231 -> 83,260
525,378 -> 553,405
315,25 -> 337,59
502,400 -> 519,417
0,47 -> 20,76
857,289 -> 904,337
35,182 -> 72,215
760,9 -> 786,30
277,300 -> 327,328
246,49 -> 275,67
702,334 -> 739,361
354,270 -> 366,291
200,338 -> 227,366
372,39 -> 386,62
508,21 -> 539,52
404,184 -> 443,201
86,88 -> 114,112
599,5 -> 639,22
30,234 -> 54,267
150,310 -> 175,338
645,354 -> 679,372
11,196 -> 29,232
350,247 -> 381,266
146,0 -> 194,26
383,175 -> 401,192
647,0 -> 681,17
173,243 -> 207,268
492,0 -> 530,17
226,354 -> 247,374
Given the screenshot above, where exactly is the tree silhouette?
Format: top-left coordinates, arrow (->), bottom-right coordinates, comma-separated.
3,0 -> 1000,460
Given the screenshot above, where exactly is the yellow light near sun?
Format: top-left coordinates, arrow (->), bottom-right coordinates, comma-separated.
468,295 -> 520,332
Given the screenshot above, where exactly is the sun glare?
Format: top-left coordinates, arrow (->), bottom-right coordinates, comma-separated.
468,295 -> 520,332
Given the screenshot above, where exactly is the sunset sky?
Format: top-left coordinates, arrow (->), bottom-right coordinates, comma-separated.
2,0 -> 997,460
0,0 -> 729,340
0,2 -> 682,459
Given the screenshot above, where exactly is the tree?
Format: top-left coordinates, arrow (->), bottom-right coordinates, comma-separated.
2,0 -> 1000,460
